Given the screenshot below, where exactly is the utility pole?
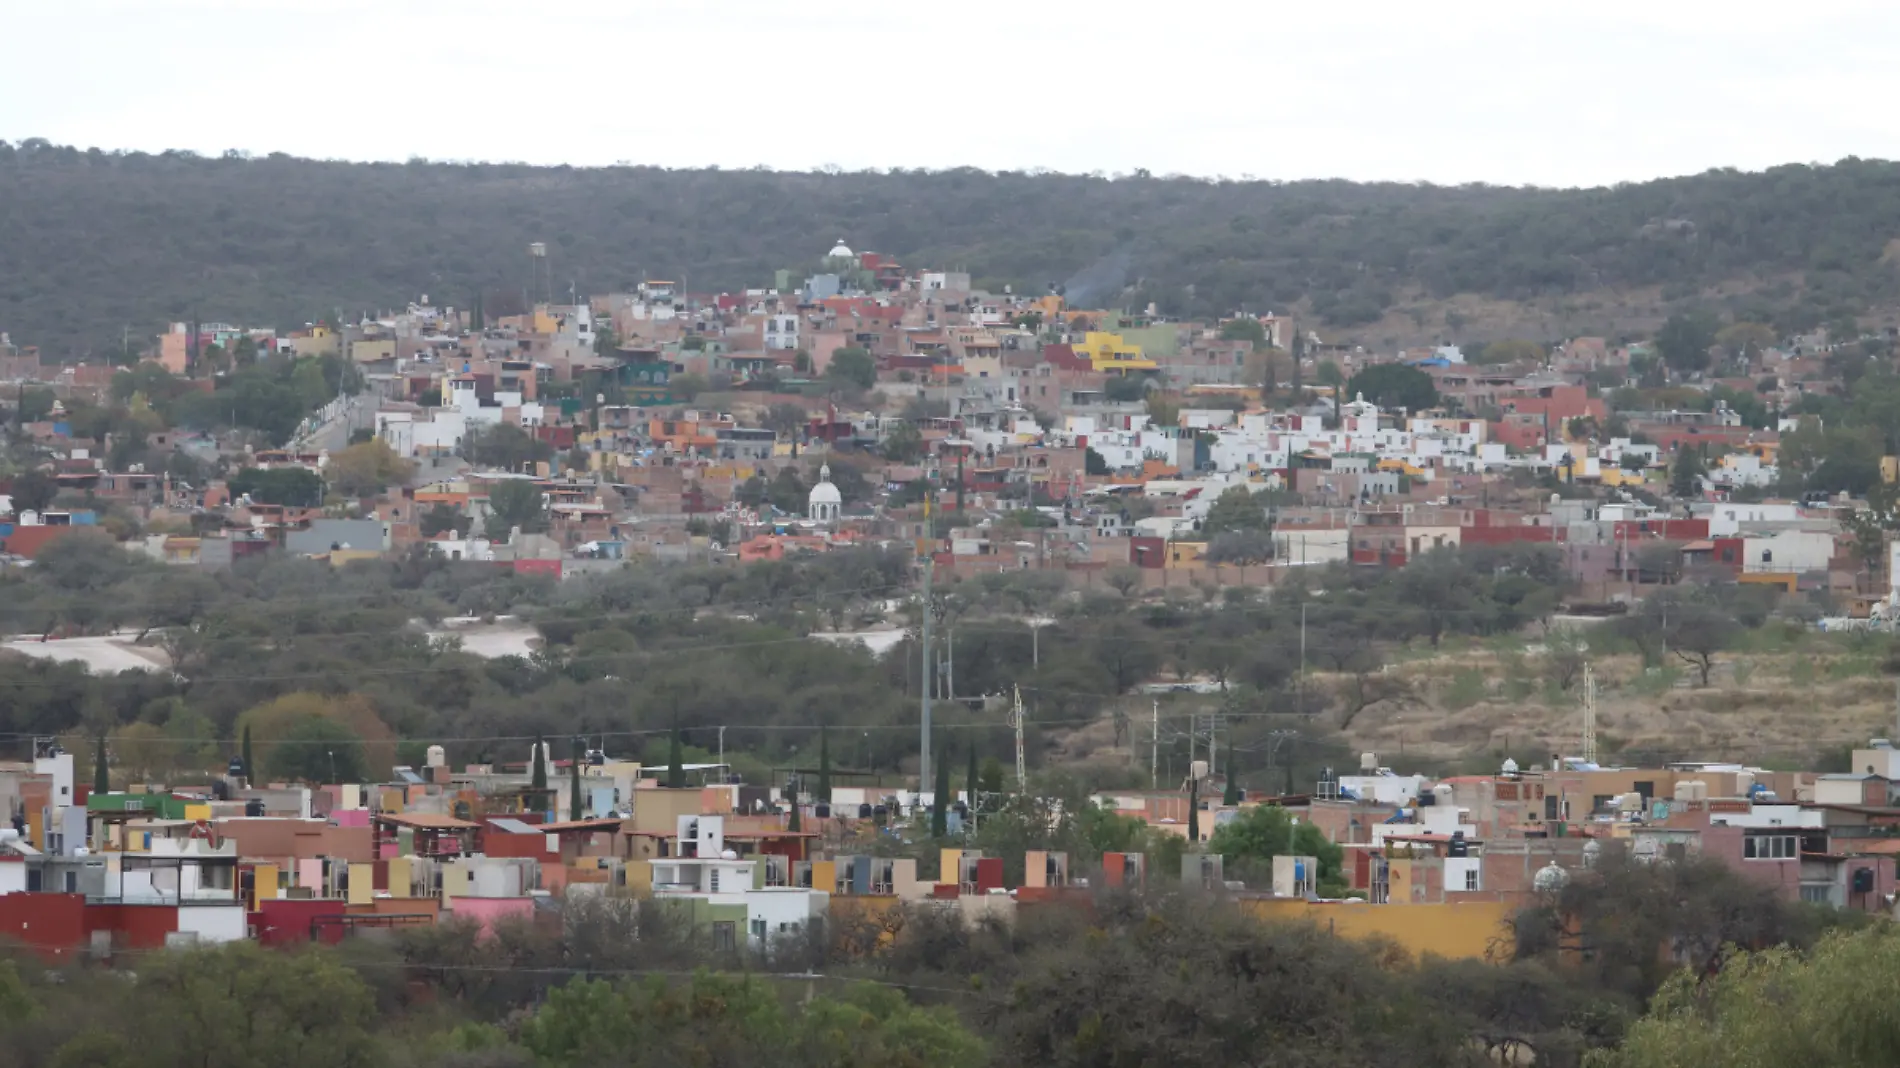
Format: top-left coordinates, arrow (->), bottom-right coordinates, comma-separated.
919,478 -> 934,794
718,725 -> 726,773
1009,685 -> 1028,793
1151,697 -> 1160,789
1581,664 -> 1597,766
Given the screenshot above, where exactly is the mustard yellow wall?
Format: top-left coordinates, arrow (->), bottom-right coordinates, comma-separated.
348,863 -> 374,905
625,859 -> 652,895
1166,542 -> 1207,568
182,802 -> 211,821
252,864 -> 278,911
630,787 -> 704,836
812,860 -> 836,895
386,857 -> 412,898
1241,899 -> 1513,960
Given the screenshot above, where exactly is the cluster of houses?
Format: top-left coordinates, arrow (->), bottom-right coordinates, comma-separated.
5,732 -> 1899,962
4,239 -> 1895,614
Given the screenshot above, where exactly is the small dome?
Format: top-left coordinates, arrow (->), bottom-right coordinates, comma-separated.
1532,860 -> 1570,893
1501,757 -> 1519,774
829,239 -> 854,258
809,464 -> 840,502
1581,839 -> 1602,867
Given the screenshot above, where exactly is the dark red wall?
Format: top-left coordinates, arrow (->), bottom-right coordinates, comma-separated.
254,899 -> 349,946
0,892 -> 86,960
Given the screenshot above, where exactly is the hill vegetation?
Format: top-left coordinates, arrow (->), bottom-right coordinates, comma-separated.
4,139 -> 1900,355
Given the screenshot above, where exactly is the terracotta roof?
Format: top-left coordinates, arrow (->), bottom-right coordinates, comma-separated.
376,812 -> 479,830
537,818 -> 626,833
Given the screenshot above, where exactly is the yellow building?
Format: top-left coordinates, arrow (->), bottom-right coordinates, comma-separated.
1073,331 -> 1158,373
1167,541 -> 1208,568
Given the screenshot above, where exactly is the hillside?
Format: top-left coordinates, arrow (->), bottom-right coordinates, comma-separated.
4,140 -> 1900,355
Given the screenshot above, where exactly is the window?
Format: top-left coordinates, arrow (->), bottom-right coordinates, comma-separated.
1800,885 -> 1833,905
1744,834 -> 1797,860
712,921 -> 736,952
1463,869 -> 1480,891
750,918 -> 766,941
709,868 -> 720,893
63,871 -> 76,893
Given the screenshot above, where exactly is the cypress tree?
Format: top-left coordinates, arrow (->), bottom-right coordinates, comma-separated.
241,725 -> 254,783
1223,736 -> 1242,806
93,735 -> 109,795
931,741 -> 950,838
666,721 -> 685,789
569,737 -> 585,819
787,790 -> 802,832
966,744 -> 980,810
816,726 -> 832,802
530,736 -> 548,813
1188,776 -> 1201,843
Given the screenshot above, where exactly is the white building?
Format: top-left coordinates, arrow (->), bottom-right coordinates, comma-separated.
808,465 -> 841,524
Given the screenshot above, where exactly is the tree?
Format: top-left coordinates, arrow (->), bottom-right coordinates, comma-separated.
592,322 -> 618,358
666,721 -> 684,788
462,423 -> 554,471
1317,360 -> 1345,426
93,734 -> 109,794
1205,529 -> 1277,565
1222,736 -> 1241,805
817,726 -> 832,801
1475,338 -> 1544,365
826,347 -> 877,391
766,402 -> 807,453
325,438 -> 413,498
1220,317 -> 1267,344
1345,363 -> 1437,412
881,421 -> 924,462
529,734 -> 548,813
265,716 -> 367,784
1602,927 -> 1900,1068
564,445 -> 589,473
1145,391 -> 1181,428
1201,484 -> 1272,536
931,741 -> 950,838
1207,802 -> 1344,889
569,736 -> 584,819
1715,320 -> 1776,365
484,479 -> 547,540
1187,776 -> 1200,842
420,501 -> 467,538
966,743 -> 980,811
519,973 -> 984,1068
228,466 -> 323,507
15,386 -> 56,424
240,724 -> 253,783
670,371 -> 708,401
1655,310 -> 1718,375
1669,446 -> 1706,499
7,469 -> 57,516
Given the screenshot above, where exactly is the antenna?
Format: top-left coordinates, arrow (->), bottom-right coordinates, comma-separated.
1009,685 -> 1028,793
1581,663 -> 1598,765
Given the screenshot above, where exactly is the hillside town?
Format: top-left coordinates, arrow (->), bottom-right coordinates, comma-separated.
2,239 -> 1895,609
6,239 -> 1900,1061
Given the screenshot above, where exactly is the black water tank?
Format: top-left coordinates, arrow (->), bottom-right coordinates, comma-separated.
858,803 -> 873,819
245,799 -> 265,818
814,803 -> 831,819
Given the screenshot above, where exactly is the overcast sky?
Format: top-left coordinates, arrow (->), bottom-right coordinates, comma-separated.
4,0 -> 1897,188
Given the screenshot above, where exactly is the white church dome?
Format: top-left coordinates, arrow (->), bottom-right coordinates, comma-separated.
808,464 -> 842,506
828,239 -> 854,258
